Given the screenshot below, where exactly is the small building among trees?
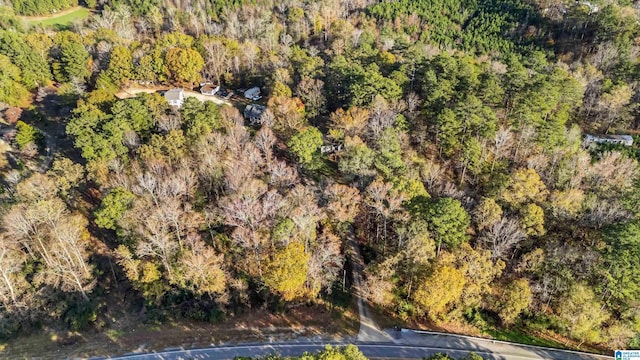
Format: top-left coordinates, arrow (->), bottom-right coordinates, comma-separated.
244,104 -> 267,125
165,88 -> 184,107
200,83 -> 220,96
244,87 -> 262,100
584,134 -> 634,147
320,144 -> 344,154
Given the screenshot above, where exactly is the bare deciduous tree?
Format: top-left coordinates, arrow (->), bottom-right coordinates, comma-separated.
268,160 -> 299,188
589,151 -> 638,193
325,183 -> 361,224
181,234 -> 226,296
45,214 -> 95,299
0,235 -> 28,307
202,38 -> 230,84
581,201 -> 631,229
254,127 -> 276,165
481,217 -> 526,260
307,229 -> 343,295
492,127 -> 514,172
135,214 -> 179,282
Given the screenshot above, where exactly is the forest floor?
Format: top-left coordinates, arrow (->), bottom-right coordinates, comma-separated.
0,304 -> 359,359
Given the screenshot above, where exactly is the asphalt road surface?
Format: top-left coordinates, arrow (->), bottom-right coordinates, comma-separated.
106,340 -> 612,360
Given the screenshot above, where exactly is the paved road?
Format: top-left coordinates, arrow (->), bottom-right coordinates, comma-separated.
106,340 -> 611,360
390,330 -> 612,360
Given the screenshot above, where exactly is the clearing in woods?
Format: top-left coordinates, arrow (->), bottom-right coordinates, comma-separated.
23,6 -> 90,27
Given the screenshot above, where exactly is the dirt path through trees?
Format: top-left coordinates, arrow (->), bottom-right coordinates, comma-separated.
346,229 -> 394,343
18,6 -> 83,21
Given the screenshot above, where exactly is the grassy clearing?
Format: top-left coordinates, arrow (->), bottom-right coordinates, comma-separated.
29,8 -> 90,28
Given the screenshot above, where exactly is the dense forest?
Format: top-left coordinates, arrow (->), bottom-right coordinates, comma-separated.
0,0 -> 640,356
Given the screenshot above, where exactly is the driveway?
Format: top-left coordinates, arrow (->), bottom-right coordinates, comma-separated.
346,229 -> 394,343
116,87 -> 232,107
183,90 -> 232,106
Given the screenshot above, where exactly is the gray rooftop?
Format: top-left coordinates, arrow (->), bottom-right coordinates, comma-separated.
244,104 -> 266,119
165,88 -> 184,101
586,134 -> 633,141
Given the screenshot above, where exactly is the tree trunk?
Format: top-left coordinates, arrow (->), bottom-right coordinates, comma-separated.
0,268 -> 17,305
460,163 -> 467,185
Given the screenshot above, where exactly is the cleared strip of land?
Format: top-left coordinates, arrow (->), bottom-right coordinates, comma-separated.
116,86 -> 233,106
22,6 -> 90,26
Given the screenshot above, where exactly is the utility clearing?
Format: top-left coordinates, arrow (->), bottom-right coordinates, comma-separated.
23,6 -> 90,27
